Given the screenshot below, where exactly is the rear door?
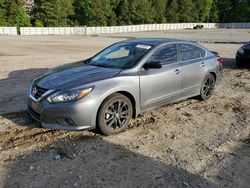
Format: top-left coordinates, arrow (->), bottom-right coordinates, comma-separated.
139,44 -> 182,110
179,44 -> 207,97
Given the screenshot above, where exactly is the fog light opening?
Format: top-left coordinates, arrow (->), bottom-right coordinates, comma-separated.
56,118 -> 76,127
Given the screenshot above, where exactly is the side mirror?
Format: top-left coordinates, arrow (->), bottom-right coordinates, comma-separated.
143,61 -> 162,70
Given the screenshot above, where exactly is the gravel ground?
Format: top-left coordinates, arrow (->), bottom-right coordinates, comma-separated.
0,30 -> 249,188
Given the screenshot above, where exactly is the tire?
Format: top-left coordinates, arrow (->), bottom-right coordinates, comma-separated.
199,74 -> 216,100
97,93 -> 132,136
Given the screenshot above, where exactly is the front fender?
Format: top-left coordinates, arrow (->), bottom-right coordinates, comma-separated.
89,76 -> 140,127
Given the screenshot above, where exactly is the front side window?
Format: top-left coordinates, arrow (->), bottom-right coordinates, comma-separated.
148,44 -> 177,65
180,44 -> 201,61
88,42 -> 152,69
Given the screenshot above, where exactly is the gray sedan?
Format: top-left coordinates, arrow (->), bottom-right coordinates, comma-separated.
27,38 -> 223,135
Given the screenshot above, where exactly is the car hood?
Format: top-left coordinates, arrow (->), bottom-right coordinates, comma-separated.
34,61 -> 122,89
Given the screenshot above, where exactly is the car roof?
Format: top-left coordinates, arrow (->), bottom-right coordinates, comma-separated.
123,38 -> 181,46
243,42 -> 250,48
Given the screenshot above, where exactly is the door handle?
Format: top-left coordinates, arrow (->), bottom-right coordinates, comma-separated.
174,69 -> 182,74
201,62 -> 205,67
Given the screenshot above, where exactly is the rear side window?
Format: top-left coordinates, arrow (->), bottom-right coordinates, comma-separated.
199,48 -> 206,57
149,44 -> 177,65
180,44 -> 201,61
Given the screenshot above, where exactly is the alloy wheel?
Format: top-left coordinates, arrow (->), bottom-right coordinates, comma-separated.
202,75 -> 215,98
104,100 -> 129,130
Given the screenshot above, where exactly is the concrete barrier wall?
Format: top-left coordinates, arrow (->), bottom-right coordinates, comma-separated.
6,22 -> 250,36
0,27 -> 18,35
218,22 -> 250,28
20,27 -> 86,36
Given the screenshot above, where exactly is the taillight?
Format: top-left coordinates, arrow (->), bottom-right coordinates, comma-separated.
217,57 -> 224,70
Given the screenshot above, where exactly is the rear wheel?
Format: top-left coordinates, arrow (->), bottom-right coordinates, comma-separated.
199,74 -> 216,100
97,93 -> 132,136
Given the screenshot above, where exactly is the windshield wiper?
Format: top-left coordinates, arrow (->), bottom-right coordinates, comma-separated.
91,64 -> 112,68
82,59 -> 90,64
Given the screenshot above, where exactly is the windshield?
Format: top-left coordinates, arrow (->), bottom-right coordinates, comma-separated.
87,42 -> 152,69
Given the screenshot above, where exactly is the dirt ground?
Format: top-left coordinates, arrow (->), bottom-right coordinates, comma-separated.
0,30 -> 250,188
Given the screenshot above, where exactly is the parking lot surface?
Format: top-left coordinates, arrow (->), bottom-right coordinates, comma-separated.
0,30 -> 249,187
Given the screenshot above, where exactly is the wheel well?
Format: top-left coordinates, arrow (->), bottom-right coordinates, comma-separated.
209,72 -> 217,81
116,91 -> 136,119
95,91 -> 137,130
97,91 -> 136,119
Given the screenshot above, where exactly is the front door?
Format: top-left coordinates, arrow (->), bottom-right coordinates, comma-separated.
139,44 -> 182,110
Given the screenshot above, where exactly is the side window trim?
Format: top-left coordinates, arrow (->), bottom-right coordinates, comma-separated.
179,43 -> 205,62
177,44 -> 181,62
148,44 -> 179,66
199,47 -> 207,58
161,44 -> 179,66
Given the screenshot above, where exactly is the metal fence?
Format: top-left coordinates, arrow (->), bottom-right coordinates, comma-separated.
0,23 -> 250,36
0,27 -> 18,35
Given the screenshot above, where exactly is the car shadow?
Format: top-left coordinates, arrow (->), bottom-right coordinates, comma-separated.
213,137 -> 250,188
1,135 -> 217,188
223,58 -> 250,69
223,58 -> 237,69
2,134 -> 250,187
0,68 -> 48,129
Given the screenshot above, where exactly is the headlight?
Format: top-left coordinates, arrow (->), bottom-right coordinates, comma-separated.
47,87 -> 94,103
238,47 -> 244,54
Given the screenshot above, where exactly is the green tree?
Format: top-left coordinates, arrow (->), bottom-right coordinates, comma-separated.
57,0 -> 74,26
230,0 -> 250,22
73,0 -> 92,26
33,1 -> 57,26
151,0 -> 167,23
0,0 -> 8,26
216,0 -> 243,23
209,0 -> 220,22
15,6 -> 30,26
166,0 -> 179,22
193,0 -> 212,22
5,1 -> 18,25
0,0 -> 30,26
178,0 -> 193,22
33,0 -> 74,26
74,0 -> 116,26
129,0 -> 154,24
115,0 -> 131,25
34,19 -> 43,27
109,0 -> 119,25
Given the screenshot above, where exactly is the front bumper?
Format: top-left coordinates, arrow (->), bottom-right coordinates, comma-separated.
27,95 -> 98,131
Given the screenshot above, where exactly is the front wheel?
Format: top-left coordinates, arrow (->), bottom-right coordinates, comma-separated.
97,93 -> 132,136
199,74 -> 216,100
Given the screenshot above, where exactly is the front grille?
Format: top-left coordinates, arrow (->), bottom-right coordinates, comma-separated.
32,85 -> 49,99
28,106 -> 40,120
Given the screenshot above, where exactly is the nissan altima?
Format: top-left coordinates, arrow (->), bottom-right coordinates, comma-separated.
236,42 -> 250,67
27,38 -> 223,135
